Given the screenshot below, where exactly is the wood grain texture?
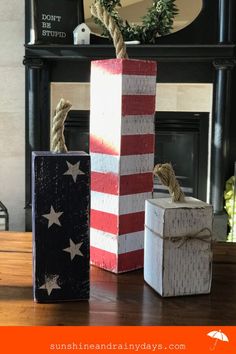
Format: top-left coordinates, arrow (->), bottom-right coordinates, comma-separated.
32,152 -> 90,302
90,59 -> 156,273
0,232 -> 236,326
144,198 -> 213,297
213,242 -> 236,263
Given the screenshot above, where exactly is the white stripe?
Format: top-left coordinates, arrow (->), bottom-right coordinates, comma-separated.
121,115 -> 154,135
91,191 -> 152,215
91,153 -> 119,174
118,230 -> 144,254
90,228 -> 118,254
90,67 -> 121,153
120,154 -> 154,175
91,192 -> 119,215
91,153 -> 154,175
122,75 -> 157,95
120,192 -> 152,214
91,68 -> 156,97
90,228 -> 144,254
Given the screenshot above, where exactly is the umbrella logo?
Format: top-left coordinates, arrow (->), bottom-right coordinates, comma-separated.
207,329 -> 229,350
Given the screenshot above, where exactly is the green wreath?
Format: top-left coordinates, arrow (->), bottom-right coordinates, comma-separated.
92,0 -> 178,44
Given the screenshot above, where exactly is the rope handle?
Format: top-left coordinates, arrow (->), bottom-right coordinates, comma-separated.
51,98 -> 72,153
90,1 -> 128,59
153,163 -> 185,202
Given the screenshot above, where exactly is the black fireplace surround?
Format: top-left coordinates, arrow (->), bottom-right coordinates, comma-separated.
24,0 -> 236,230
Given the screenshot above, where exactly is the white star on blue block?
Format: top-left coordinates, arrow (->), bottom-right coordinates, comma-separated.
63,239 -> 84,260
42,205 -> 63,228
63,161 -> 85,182
39,274 -> 61,296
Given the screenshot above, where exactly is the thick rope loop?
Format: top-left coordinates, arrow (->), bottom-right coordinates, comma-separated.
153,163 -> 185,202
51,98 -> 72,153
91,1 -> 128,59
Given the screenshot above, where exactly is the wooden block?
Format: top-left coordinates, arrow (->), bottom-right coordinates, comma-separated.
32,151 -> 90,302
144,197 -> 213,297
90,58 -> 157,273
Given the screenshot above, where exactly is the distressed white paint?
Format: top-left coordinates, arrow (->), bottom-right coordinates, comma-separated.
91,153 -> 154,175
91,192 -> 119,215
91,153 -> 120,174
90,66 -> 122,109
163,238 -> 212,296
120,154 -> 154,175
90,228 -> 144,254
118,230 -> 144,253
146,197 -> 213,237
144,227 -> 163,295
91,191 -> 152,215
119,192 -> 152,215
90,67 -> 122,153
122,75 -> 157,95
144,197 -> 213,297
91,70 -> 156,96
90,228 -> 118,254
122,115 -> 154,135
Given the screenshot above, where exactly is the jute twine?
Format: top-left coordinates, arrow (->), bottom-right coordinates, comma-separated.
153,163 -> 185,202
91,1 -> 128,59
51,98 -> 72,153
145,225 -> 212,249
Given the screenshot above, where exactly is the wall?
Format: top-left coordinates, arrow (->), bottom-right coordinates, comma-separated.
0,0 -> 25,230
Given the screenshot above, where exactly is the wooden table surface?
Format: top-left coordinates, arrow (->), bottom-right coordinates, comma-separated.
0,232 -> 236,326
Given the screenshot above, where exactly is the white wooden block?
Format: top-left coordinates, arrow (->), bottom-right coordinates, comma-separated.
144,197 -> 213,297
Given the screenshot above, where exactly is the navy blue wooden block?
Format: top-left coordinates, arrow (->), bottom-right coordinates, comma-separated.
32,151 -> 90,302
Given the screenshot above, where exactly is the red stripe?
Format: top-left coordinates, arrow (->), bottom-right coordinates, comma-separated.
90,134 -> 119,155
91,172 -> 153,195
90,134 -> 155,156
120,173 -> 153,195
91,210 -> 145,235
91,210 -> 118,235
90,246 -> 118,273
91,172 -> 119,194
92,59 -> 157,76
121,134 -> 154,155
90,247 -> 144,273
119,212 -> 145,235
122,95 -> 156,115
118,249 -> 144,273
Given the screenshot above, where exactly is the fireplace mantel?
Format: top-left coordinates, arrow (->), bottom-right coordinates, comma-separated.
24,43 -> 235,62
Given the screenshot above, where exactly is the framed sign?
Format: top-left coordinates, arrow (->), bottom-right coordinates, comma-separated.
30,0 -> 83,44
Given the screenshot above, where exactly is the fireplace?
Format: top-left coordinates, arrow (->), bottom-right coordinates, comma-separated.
63,110 -> 209,201
154,112 -> 209,201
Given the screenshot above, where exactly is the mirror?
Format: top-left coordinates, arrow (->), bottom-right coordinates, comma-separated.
84,0 -> 203,37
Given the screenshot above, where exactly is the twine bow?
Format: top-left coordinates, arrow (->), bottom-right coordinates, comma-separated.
50,98 -> 72,153
153,163 -> 185,202
170,227 -> 212,248
145,225 -> 212,249
90,1 -> 128,59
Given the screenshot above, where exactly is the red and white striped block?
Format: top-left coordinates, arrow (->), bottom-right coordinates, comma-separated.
90,59 -> 157,273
